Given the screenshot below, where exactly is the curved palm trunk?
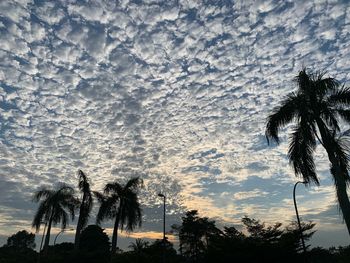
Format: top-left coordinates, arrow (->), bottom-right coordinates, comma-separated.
74,193 -> 87,250
317,120 -> 350,235
43,215 -> 53,254
74,215 -> 83,250
333,167 -> 350,235
111,213 -> 120,255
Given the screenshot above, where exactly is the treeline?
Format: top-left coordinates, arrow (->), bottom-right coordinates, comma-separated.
1,210 -> 350,263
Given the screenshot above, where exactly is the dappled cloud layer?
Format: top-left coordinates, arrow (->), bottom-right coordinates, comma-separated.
1,0 -> 350,247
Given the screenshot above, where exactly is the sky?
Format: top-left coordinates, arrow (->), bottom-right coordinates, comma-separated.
1,0 -> 350,250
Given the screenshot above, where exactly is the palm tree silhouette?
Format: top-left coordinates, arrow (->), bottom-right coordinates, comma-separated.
266,68 -> 350,235
32,183 -> 79,253
74,170 -> 93,250
95,177 -> 143,254
129,238 -> 149,252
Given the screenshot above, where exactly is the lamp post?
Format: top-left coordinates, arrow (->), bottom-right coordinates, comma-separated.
293,181 -> 307,260
54,228 -> 75,245
158,193 -> 166,241
158,193 -> 166,263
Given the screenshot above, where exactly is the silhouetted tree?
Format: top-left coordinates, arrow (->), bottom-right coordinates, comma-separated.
146,239 -> 179,263
32,184 -> 79,254
206,216 -> 316,263
80,225 -> 110,252
127,239 -> 149,263
4,230 -> 35,250
172,210 -> 220,262
95,177 -> 143,254
74,170 -> 93,251
128,238 -> 149,252
266,68 -> 350,235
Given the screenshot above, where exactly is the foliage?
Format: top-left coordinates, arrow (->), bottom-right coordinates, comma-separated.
79,225 -> 110,252
111,239 -> 181,263
265,68 -> 350,234
0,246 -> 37,263
75,170 -> 94,250
2,211 -> 350,263
171,210 -> 221,262
4,230 -> 35,250
32,183 -> 79,253
95,177 -> 143,254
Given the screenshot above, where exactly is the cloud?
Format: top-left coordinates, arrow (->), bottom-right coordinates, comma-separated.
0,0 -> 349,248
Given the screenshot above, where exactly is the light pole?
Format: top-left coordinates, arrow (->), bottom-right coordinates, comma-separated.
158,193 -> 166,241
293,181 -> 307,260
158,193 -> 166,263
54,228 -> 75,245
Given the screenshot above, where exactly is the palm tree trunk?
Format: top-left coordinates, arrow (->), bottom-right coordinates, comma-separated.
333,167 -> 350,235
74,216 -> 83,250
43,216 -> 53,255
74,196 -> 86,251
111,213 -> 120,254
317,120 -> 350,235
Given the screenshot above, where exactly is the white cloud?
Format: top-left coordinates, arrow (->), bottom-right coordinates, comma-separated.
0,0 -> 349,248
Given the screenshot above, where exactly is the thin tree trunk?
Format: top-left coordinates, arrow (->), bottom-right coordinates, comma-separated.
74,216 -> 83,250
333,168 -> 350,235
43,216 -> 53,255
111,213 -> 120,255
74,193 -> 86,251
317,119 -> 350,236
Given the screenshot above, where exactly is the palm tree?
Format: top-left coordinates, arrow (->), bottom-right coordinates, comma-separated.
129,238 -> 149,252
74,170 -> 93,250
32,184 -> 79,253
266,68 -> 350,235
95,177 -> 143,254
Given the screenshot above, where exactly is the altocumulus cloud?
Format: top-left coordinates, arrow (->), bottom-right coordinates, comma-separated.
0,0 -> 350,248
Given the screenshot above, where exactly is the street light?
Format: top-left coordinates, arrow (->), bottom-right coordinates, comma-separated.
54,228 -> 75,245
158,193 -> 166,263
158,193 -> 166,241
293,181 -> 307,260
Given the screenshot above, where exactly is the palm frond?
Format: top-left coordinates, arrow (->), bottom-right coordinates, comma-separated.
335,109 -> 350,123
79,192 -> 93,229
32,183 -> 77,234
266,93 -> 301,144
288,120 -> 319,185
96,195 -> 118,224
295,69 -> 312,95
124,177 -> 143,191
32,188 -> 53,202
32,201 -> 50,232
78,170 -> 90,192
313,73 -> 339,95
105,182 -> 123,195
120,191 -> 142,232
332,136 -> 350,183
93,191 -> 106,203
320,106 -> 340,132
328,86 -> 350,106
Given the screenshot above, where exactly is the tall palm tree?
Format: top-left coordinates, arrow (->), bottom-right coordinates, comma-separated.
266,68 -> 350,235
74,170 -> 93,250
32,184 -> 79,253
95,177 -> 143,254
